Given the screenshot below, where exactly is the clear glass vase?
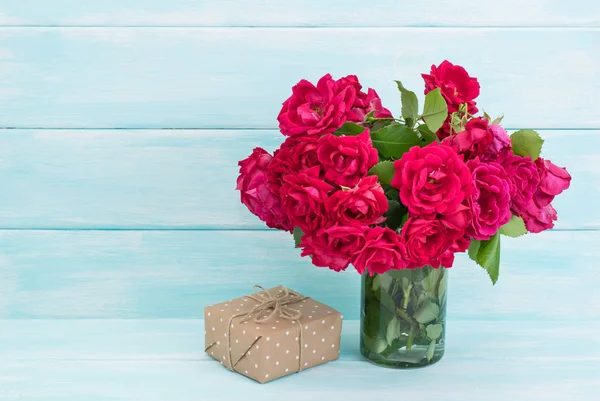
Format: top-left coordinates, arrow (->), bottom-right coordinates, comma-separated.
360,267 -> 448,368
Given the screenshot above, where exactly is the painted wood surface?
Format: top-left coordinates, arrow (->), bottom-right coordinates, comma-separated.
0,230 -> 596,320
0,1 -> 597,398
0,28 -> 598,129
1,0 -> 598,27
0,129 -> 588,229
0,320 -> 597,400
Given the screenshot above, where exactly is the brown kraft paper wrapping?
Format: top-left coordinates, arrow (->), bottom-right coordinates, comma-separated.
204,286 -> 343,383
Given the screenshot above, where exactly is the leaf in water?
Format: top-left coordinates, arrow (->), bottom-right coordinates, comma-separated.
500,215 -> 528,238
438,274 -> 447,305
372,274 -> 382,291
421,88 -> 448,133
379,291 -> 397,315
379,274 -> 394,293
414,300 -> 440,324
363,334 -> 388,354
293,227 -> 304,248
510,129 -> 544,161
386,269 -> 413,281
426,340 -> 436,361
395,80 -> 419,126
421,266 -> 441,294
370,123 -> 422,159
426,324 -> 443,341
368,161 -> 395,185
386,318 -> 402,345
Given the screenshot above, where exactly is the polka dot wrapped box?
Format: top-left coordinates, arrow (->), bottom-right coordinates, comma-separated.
204,286 -> 343,383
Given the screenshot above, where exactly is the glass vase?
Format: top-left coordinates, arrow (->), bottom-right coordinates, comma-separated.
360,267 -> 448,368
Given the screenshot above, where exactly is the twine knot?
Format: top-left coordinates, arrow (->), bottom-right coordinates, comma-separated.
241,285 -> 307,323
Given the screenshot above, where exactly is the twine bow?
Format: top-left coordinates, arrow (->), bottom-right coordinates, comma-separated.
224,285 -> 307,374
240,285 -> 306,323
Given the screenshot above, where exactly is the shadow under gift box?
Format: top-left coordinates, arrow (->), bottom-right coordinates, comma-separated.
204,286 -> 343,383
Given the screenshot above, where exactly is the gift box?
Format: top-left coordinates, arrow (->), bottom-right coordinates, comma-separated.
204,286 -> 343,383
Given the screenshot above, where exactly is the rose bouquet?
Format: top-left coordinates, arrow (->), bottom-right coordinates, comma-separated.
236,61 -> 571,367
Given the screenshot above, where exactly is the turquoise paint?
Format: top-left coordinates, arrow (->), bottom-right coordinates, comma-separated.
0,129 -> 588,230
0,2 -> 596,399
0,28 -> 598,128
0,321 -> 598,400
1,0 -> 598,27
0,230 -> 596,320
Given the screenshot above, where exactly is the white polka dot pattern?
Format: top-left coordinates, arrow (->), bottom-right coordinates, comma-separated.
204,285 -> 343,383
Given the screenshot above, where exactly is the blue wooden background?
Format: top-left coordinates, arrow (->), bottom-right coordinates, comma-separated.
0,1 -> 598,399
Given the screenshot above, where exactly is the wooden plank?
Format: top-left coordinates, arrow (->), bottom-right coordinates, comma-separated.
0,1 -> 598,27
0,129 -> 589,230
0,230 -> 596,320
1,320 -> 598,362
0,28 -> 598,129
0,321 -> 598,400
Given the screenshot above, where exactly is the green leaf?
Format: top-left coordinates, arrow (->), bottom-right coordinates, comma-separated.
385,200 -> 406,231
437,274 -> 447,303
470,233 -> 501,285
386,318 -> 402,345
421,266 -> 442,294
417,124 -> 439,144
363,300 -> 384,339
500,215 -> 528,238
335,122 -> 367,136
370,123 -> 422,159
379,291 -> 397,315
491,114 -> 504,125
372,274 -> 382,291
364,334 -> 388,354
426,323 -> 443,341
386,268 -> 413,281
383,186 -> 399,200
468,240 -> 481,262
421,88 -> 448,133
414,300 -> 440,324
510,129 -> 544,161
368,161 -> 395,185
426,340 -> 436,361
293,227 -> 304,248
483,111 -> 492,121
395,80 -> 419,127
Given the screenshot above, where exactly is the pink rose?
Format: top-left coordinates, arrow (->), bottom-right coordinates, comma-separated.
328,176 -> 388,226
422,60 -> 480,115
391,142 -> 474,217
280,166 -> 332,232
499,151 -> 540,215
442,117 -> 492,160
267,136 -> 320,195
278,74 -> 356,136
317,129 -> 378,187
353,227 -> 407,275
236,148 -> 293,231
401,216 -> 455,268
466,158 -> 512,240
300,224 -> 367,272
483,124 -> 511,161
336,75 -> 393,121
521,202 -> 557,233
533,158 -> 571,207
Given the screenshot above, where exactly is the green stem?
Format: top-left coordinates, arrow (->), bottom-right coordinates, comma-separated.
402,283 -> 413,309
407,326 -> 415,351
395,308 -> 418,328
